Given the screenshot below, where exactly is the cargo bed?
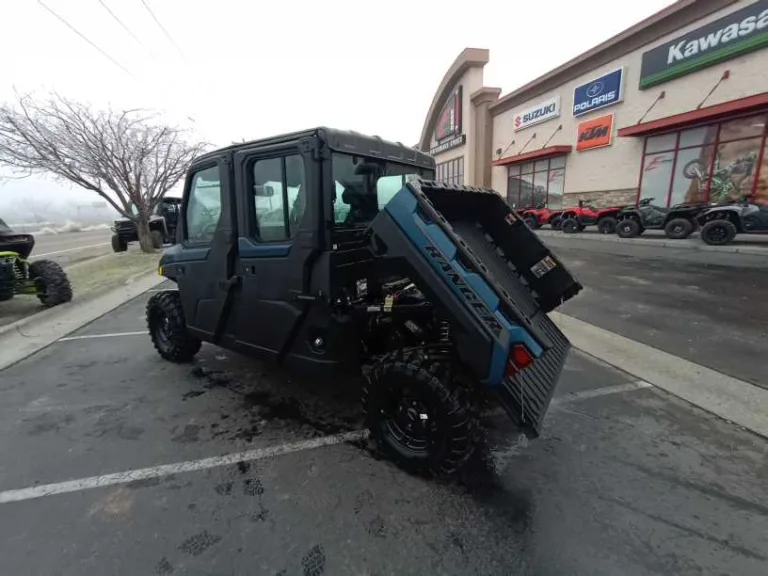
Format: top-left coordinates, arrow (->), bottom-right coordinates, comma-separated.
367,180 -> 582,433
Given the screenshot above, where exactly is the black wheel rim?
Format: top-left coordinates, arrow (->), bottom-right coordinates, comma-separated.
381,386 -> 435,456
151,308 -> 173,352
708,225 -> 727,242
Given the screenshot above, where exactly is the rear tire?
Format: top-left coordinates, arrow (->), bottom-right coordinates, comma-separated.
549,215 -> 563,230
597,217 -> 617,234
616,219 -> 642,238
664,217 -> 694,240
147,290 -> 201,362
700,219 -> 737,246
362,349 -> 476,476
561,217 -> 581,234
150,230 -> 164,250
29,260 -> 73,307
0,261 -> 15,301
111,234 -> 127,253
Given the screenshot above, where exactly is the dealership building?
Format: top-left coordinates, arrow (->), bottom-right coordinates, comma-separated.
419,0 -> 768,211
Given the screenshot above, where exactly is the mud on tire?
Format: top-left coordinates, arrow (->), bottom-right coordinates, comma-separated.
147,290 -> 201,362
362,348 -> 477,476
29,259 -> 72,307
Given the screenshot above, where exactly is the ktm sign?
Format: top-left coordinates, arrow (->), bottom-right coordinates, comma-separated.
576,114 -> 614,151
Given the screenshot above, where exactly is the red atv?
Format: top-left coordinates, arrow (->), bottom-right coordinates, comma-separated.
559,201 -> 626,234
519,205 -> 565,230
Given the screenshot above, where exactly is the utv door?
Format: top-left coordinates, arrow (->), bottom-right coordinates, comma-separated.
230,144 -> 319,362
175,156 -> 239,343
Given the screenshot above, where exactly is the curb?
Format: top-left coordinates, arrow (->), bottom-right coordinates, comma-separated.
0,271 -> 165,372
550,311 -> 768,439
536,229 -> 768,256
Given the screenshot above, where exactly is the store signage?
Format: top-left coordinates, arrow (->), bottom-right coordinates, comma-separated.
573,68 -> 624,116
576,114 -> 614,151
639,0 -> 768,89
429,134 -> 466,156
513,96 -> 561,131
435,86 -> 463,141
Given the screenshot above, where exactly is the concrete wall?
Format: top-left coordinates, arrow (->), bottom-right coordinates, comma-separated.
490,0 -> 767,206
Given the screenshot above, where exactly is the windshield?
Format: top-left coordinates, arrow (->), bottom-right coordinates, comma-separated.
332,153 -> 433,226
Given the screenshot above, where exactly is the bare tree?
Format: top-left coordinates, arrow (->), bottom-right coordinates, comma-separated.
0,92 -> 206,252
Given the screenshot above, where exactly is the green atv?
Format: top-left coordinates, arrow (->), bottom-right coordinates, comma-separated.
0,218 -> 73,307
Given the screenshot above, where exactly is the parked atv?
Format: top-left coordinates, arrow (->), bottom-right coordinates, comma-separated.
146,128 -> 582,477
111,197 -> 181,252
697,198 -> 768,245
519,205 -> 563,230
559,201 -> 626,234
615,197 -> 710,239
0,218 -> 73,307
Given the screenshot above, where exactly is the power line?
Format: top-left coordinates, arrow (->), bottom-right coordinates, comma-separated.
38,0 -> 133,77
98,0 -> 153,57
140,0 -> 185,60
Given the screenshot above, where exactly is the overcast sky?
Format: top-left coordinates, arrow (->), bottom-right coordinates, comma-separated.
0,0 -> 675,204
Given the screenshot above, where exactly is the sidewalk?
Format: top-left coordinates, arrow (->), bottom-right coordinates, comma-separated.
536,228 -> 768,256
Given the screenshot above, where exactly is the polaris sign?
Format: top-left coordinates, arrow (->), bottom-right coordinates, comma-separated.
513,96 -> 561,132
640,0 -> 768,89
572,68 -> 624,117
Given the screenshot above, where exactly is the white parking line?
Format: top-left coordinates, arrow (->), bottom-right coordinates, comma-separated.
33,242 -> 111,258
551,381 -> 653,406
59,331 -> 147,342
0,431 -> 367,504
0,380 -> 652,505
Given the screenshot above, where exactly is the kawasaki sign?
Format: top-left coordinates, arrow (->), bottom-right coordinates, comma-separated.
639,0 -> 768,89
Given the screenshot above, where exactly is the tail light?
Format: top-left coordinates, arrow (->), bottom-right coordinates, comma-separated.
506,344 -> 534,378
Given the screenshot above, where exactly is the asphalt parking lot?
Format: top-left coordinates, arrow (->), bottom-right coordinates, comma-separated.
1,286 -> 767,575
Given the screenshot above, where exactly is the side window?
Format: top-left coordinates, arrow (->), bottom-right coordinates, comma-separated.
186,166 -> 222,243
252,155 -> 305,242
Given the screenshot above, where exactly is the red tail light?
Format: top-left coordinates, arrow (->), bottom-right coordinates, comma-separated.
506,344 -> 534,378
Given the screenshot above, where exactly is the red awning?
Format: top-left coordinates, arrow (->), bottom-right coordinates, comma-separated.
491,145 -> 572,167
618,92 -> 768,137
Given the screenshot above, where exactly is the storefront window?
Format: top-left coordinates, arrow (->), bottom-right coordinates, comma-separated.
638,112 -> 768,206
506,156 -> 567,209
436,157 -> 464,185
640,152 -> 674,204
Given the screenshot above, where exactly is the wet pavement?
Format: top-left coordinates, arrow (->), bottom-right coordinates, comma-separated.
543,235 -> 768,388
0,288 -> 767,575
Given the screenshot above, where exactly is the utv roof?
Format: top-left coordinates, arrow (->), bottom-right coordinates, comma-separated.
195,127 -> 435,171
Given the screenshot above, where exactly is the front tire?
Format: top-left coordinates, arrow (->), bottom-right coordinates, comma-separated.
111,234 -> 127,253
616,218 -> 642,238
561,217 -> 581,234
597,216 -> 617,234
147,290 -> 201,362
29,260 -> 72,307
664,217 -> 694,240
523,216 -> 539,229
362,349 -> 476,476
700,219 -> 737,246
150,230 -> 164,250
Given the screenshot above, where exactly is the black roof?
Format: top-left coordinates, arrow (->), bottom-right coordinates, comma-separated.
195,127 -> 434,170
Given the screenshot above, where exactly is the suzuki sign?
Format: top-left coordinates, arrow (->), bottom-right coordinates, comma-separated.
640,0 -> 768,89
573,68 -> 624,116
513,96 -> 561,131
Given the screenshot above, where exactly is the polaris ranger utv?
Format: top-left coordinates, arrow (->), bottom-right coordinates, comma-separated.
147,128 -> 582,475
111,197 -> 182,252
